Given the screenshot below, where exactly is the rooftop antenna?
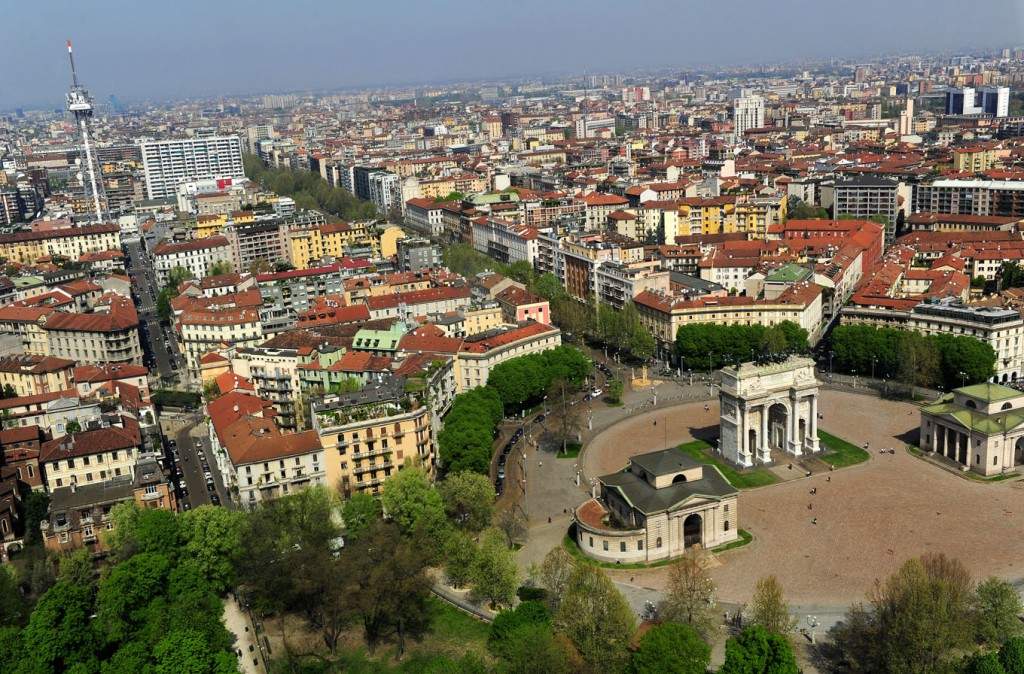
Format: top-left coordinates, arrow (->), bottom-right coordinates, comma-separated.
582,64 -> 589,139
65,40 -> 107,224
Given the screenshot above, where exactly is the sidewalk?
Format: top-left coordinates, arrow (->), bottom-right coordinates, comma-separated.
223,596 -> 264,674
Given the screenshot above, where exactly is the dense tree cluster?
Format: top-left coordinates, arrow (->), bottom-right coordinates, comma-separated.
830,324 -> 996,391
486,345 -> 591,413
243,153 -> 378,221
674,321 -> 809,371
437,386 -> 504,474
833,553 -> 1024,673
1,503 -> 243,673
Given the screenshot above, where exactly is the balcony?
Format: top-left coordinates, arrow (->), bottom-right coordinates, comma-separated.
351,447 -> 392,461
353,461 -> 393,475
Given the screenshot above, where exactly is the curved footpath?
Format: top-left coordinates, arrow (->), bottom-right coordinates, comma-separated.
519,382 -> 1024,618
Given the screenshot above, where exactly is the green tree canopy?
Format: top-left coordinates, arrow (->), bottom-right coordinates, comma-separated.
749,575 -> 797,635
555,562 -> 636,672
469,527 -> 520,608
439,471 -> 495,532
341,492 -> 382,540
630,622 -> 711,674
719,624 -> 798,674
177,505 -> 247,594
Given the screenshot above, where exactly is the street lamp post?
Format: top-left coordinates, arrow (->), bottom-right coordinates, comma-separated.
872,358 -> 877,381
852,369 -> 857,388
708,352 -> 713,375
829,350 -> 834,375
959,371 -> 967,388
806,615 -> 820,644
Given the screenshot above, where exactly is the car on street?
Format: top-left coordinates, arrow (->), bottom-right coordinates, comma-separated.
182,502 -> 191,511
497,466 -> 506,479
498,454 -> 506,467
535,414 -> 546,423
494,478 -> 504,496
210,494 -> 221,506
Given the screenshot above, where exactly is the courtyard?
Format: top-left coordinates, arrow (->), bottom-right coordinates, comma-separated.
575,388 -> 1024,606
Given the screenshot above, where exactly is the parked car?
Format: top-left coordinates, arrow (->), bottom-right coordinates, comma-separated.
497,466 -> 506,480
210,494 -> 221,506
498,454 -> 507,467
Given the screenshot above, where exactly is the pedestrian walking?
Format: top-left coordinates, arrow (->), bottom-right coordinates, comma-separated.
812,517 -> 817,525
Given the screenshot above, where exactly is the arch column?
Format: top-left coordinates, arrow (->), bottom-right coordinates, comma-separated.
788,392 -> 802,456
805,394 -> 820,453
758,404 -> 771,463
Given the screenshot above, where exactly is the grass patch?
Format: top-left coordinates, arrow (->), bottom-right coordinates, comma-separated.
962,471 -> 1017,482
714,528 -> 753,553
816,430 -> 870,468
906,444 -> 923,457
562,528 -> 753,569
557,443 -> 582,459
676,440 -> 779,489
605,401 -> 624,407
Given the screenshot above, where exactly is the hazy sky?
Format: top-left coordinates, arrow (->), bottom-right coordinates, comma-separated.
3,0 -> 1022,109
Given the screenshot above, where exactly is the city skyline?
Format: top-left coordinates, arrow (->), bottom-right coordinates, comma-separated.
2,0 -> 1022,109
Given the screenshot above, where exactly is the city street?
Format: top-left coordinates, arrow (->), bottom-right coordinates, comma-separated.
174,422 -> 231,510
124,237 -> 183,387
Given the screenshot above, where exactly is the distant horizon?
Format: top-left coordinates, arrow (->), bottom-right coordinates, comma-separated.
1,0 -> 1021,111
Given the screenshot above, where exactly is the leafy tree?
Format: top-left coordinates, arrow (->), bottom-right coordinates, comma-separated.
787,199 -> 828,220
340,492 -> 382,540
967,652 -> 1009,674
56,548 -> 95,588
749,575 -> 797,635
0,565 -> 28,628
496,621 -> 567,674
495,507 -> 527,548
719,624 -> 799,674
606,377 -> 624,403
380,460 -> 448,544
348,520 -> 434,659
97,552 -> 172,642
659,552 -> 719,641
156,287 -> 175,323
489,600 -> 551,657
247,258 -> 273,275
177,505 -> 247,594
439,471 -> 495,532
974,577 -> 1024,648
0,384 -> 15,400
935,333 -> 997,389
555,562 -> 636,672
505,260 -> 537,288
0,626 -> 27,674
21,491 -> 50,547
833,553 -> 975,674
23,581 -> 99,674
153,629 -> 236,674
538,546 -> 577,615
165,265 -> 193,289
443,529 -> 478,589
64,420 -> 82,435
548,377 -> 585,455
208,260 -> 233,276
469,527 -> 519,608
536,273 -> 567,302
1001,635 -> 1024,674
630,622 -> 711,674
897,330 -> 941,395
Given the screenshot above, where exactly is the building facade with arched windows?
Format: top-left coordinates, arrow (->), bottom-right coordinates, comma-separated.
574,447 -> 738,564
920,383 -> 1024,477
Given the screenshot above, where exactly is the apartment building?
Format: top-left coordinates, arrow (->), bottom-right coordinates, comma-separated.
256,263 -> 350,316
43,296 -> 143,366
456,322 -> 562,391
471,217 -> 540,265
152,236 -> 232,287
0,355 -> 75,397
313,378 -> 434,496
595,261 -> 671,311
207,392 -> 325,508
41,454 -> 175,555
915,180 -> 1024,218
139,136 -> 245,199
222,222 -> 289,274
634,283 -> 824,362
231,347 -> 304,430
830,176 -> 904,244
405,198 -> 447,236
178,306 -> 262,373
536,231 -> 644,301
494,286 -> 550,326
0,224 -> 121,265
39,416 -> 142,492
365,285 -> 471,321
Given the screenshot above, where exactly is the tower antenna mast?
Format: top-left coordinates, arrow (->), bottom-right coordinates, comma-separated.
65,40 -> 106,224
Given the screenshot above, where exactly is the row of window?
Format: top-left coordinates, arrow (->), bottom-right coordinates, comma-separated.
585,523 -> 731,553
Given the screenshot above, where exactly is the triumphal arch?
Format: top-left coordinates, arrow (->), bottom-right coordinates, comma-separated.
718,356 -> 820,467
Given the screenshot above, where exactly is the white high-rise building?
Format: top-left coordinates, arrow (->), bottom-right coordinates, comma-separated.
946,87 -> 1010,118
733,95 -> 765,137
139,136 -> 245,199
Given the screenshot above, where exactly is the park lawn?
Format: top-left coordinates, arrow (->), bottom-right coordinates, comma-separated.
557,443 -> 582,459
816,430 -> 870,467
324,597 -> 492,672
676,440 -> 779,489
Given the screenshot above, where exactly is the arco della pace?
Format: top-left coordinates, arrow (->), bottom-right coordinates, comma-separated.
719,357 -> 820,467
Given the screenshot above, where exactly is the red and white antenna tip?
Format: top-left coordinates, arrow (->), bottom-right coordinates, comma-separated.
67,40 -> 72,50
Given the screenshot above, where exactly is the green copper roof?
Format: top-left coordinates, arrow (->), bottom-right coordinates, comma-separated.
956,383 -> 1020,403
921,401 -> 1024,435
766,263 -> 812,284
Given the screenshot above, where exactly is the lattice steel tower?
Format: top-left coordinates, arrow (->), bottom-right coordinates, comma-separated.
65,40 -> 106,223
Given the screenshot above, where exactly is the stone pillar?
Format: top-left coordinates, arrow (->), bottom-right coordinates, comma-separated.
737,403 -> 752,467
806,394 -> 820,453
758,405 -> 771,463
788,393 -> 802,456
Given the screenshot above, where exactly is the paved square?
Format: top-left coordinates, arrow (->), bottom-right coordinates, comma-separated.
583,389 -> 1024,606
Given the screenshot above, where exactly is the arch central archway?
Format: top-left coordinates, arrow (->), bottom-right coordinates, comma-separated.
768,403 -> 789,450
683,513 -> 702,549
